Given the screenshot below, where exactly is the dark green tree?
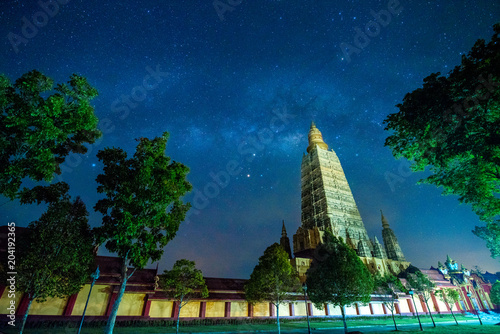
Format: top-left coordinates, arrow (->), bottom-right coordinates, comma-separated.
490,281 -> 500,306
383,23 -> 500,257
374,273 -> 407,331
406,271 -> 437,327
94,132 -> 192,334
0,70 -> 101,199
435,288 -> 461,325
159,259 -> 208,334
13,182 -> 94,334
305,232 -> 374,334
245,243 -> 300,334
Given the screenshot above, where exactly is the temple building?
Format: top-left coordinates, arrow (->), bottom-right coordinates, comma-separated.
287,123 -> 410,280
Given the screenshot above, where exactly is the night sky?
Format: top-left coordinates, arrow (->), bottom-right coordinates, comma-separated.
1,0 -> 499,279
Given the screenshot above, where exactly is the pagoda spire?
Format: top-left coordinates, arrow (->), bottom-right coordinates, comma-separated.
306,122 -> 329,153
381,210 -> 390,229
280,220 -> 292,259
381,211 -> 406,262
281,220 -> 287,237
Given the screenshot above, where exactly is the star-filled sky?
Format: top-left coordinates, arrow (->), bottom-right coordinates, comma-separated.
1,0 -> 499,278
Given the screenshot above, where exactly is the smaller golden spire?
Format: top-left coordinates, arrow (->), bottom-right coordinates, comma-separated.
381,210 -> 390,229
307,122 -> 329,153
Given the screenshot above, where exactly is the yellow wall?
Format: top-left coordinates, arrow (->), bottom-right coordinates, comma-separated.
0,288 -> 23,314
253,302 -> 269,317
149,300 -> 173,318
310,303 -> 324,316
371,303 -> 384,315
30,296 -> 67,315
72,284 -> 110,316
117,293 -> 145,316
179,301 -> 200,318
344,305 -> 357,315
328,304 -> 342,316
358,303 -> 371,315
205,301 -> 225,318
230,302 -> 248,317
398,300 -> 411,313
270,303 -> 290,317
294,302 -> 307,316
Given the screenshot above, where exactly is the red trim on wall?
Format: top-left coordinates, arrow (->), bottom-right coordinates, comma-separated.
307,303 -> 313,316
106,293 -> 118,317
199,301 -> 206,318
369,303 -> 374,315
289,303 -> 295,316
64,294 -> 78,316
324,304 -> 329,316
172,301 -> 180,319
407,298 -> 415,314
248,303 -> 253,317
430,292 -> 440,313
355,303 -> 360,315
142,294 -> 151,318
16,293 -> 31,316
269,303 -> 275,317
225,302 -> 231,318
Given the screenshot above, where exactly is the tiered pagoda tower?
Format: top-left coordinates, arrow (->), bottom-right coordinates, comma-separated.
290,123 -> 410,279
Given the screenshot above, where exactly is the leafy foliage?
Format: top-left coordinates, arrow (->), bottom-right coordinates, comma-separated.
0,70 -> 101,199
160,259 -> 208,334
306,232 -> 373,334
245,243 -> 300,305
383,23 -> 500,257
373,273 -> 407,330
93,132 -> 191,334
490,281 -> 500,305
160,259 -> 209,304
406,271 -> 437,327
245,243 -> 300,334
14,183 -> 94,333
435,288 -> 461,325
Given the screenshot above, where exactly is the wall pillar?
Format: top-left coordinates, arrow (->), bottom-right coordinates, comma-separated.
307,303 -> 313,316
324,304 -> 329,316
419,296 -> 427,313
269,303 -> 275,317
248,303 -> 253,317
395,302 -> 401,315
199,301 -> 206,318
172,301 -> 180,319
407,298 -> 415,315
142,294 -> 151,318
16,293 -> 31,316
289,303 -> 295,316
64,293 -> 79,316
355,303 -> 360,315
225,302 -> 231,318
430,292 -> 440,314
382,303 -> 388,315
106,292 -> 118,317
369,303 -> 374,315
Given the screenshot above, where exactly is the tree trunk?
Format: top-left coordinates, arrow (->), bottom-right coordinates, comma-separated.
176,303 -> 182,334
276,303 -> 280,334
424,298 -> 436,327
448,302 -> 458,325
19,297 -> 33,334
390,308 -> 398,331
105,258 -> 130,334
340,304 -> 348,334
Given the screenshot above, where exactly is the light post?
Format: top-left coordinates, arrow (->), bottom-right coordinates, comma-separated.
467,291 -> 483,325
302,283 -> 311,334
409,290 -> 423,331
78,266 -> 100,334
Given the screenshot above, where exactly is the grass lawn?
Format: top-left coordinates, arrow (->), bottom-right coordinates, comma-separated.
2,315 -> 496,334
